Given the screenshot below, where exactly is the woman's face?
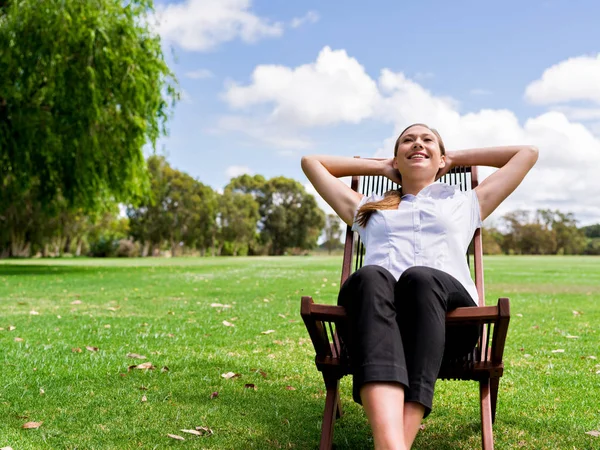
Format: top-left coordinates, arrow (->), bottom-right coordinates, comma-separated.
393,125 -> 446,179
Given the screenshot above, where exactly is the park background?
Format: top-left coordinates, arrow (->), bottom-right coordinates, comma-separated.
1,0 -> 599,448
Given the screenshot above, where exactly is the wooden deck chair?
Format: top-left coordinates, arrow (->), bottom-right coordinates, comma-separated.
301,165 -> 510,450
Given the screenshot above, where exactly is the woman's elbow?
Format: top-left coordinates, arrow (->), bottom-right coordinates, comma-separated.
301,155 -> 318,177
524,145 -> 539,165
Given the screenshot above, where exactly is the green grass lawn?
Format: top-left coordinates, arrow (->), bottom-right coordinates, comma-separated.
0,256 -> 599,449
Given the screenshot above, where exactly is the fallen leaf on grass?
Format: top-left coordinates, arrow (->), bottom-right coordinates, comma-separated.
285,386 -> 296,391
222,321 -> 235,327
8,326 -> 16,331
261,330 -> 275,335
244,383 -> 257,390
22,421 -> 43,429
72,347 -> 82,353
195,426 -> 214,436
139,386 -> 149,391
210,391 -> 219,399
29,310 -> 39,315
70,300 -> 82,305
167,433 -> 185,441
565,335 -> 579,339
141,395 -> 147,402
572,310 -> 581,316
180,429 -> 202,436
250,368 -> 268,378
221,372 -> 240,379
278,314 -> 286,319
127,353 -> 147,359
263,298 -> 270,302
1,446 -> 14,450
161,366 -> 169,373
210,303 -> 231,308
516,313 -> 523,317
551,349 -> 565,353
39,388 -> 45,395
14,337 -> 24,342
585,430 -> 600,437
103,324 -> 111,329
86,346 -> 99,352
107,307 -> 119,312
130,362 -> 155,371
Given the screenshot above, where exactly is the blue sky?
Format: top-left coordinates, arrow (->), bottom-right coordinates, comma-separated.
152,0 -> 600,225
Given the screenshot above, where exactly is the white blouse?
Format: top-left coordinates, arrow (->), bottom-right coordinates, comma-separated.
352,182 -> 482,301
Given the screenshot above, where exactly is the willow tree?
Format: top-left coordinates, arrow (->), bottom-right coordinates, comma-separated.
0,0 -> 177,211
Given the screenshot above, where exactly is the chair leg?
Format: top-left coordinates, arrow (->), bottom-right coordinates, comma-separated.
319,376 -> 340,450
336,394 -> 343,419
490,377 -> 499,424
480,379 -> 494,450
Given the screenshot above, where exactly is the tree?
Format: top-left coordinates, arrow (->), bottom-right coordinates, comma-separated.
581,224 -> 600,238
0,0 -> 177,211
481,227 -> 503,255
323,214 -> 344,254
127,156 -> 218,256
217,189 -> 260,256
226,175 -> 325,255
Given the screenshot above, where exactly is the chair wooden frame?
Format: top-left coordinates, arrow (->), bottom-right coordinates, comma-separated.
301,166 -> 510,450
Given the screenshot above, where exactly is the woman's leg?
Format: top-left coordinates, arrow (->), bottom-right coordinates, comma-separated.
361,383 -> 407,450
394,266 -> 479,447
338,265 -> 410,449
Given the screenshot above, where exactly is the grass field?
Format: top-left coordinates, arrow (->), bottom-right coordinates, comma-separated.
0,256 -> 599,449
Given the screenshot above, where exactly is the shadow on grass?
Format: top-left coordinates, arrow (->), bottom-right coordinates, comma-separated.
0,264 -> 109,277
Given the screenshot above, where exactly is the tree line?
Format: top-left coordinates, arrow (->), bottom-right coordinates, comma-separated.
0,156 -> 325,257
483,211 -> 600,255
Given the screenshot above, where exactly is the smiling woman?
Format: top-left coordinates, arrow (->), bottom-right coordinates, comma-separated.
301,123 -> 538,450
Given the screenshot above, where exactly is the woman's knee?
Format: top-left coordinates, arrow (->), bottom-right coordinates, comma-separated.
395,266 -> 442,307
338,265 -> 396,307
397,266 -> 437,288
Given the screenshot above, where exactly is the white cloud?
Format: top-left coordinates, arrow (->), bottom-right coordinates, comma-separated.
185,69 -> 214,79
216,115 -> 313,150
226,165 -> 253,178
155,0 -> 283,52
290,11 -> 320,28
549,106 -> 600,121
223,46 -> 381,127
525,54 -> 600,105
221,48 -> 600,224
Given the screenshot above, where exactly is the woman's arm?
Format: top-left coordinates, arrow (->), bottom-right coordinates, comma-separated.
301,155 -> 397,226
444,146 -> 539,221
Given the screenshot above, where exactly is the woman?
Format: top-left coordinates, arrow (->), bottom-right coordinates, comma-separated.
301,123 -> 538,450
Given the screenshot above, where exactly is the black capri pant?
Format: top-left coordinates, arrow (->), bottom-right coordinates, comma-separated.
338,265 -> 479,417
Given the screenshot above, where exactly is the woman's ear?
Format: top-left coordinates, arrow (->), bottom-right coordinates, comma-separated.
392,158 -> 398,169
439,155 -> 446,169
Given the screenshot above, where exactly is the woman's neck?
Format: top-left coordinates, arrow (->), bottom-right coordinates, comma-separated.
400,177 -> 436,196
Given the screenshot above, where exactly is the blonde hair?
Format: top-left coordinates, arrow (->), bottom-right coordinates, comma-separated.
355,123 -> 446,227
